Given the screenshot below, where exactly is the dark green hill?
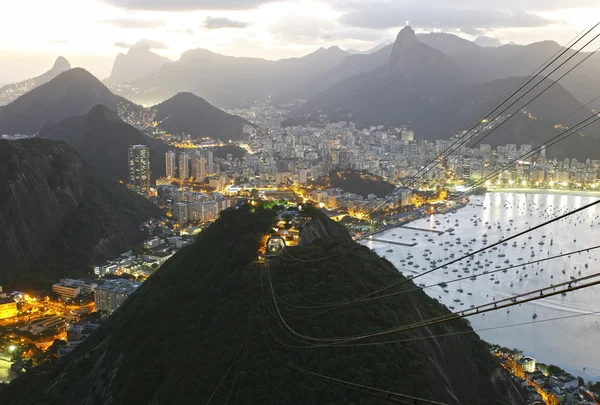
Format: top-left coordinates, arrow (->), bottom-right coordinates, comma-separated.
324,169 -> 395,197
154,92 -> 253,141
39,105 -> 170,181
0,138 -> 161,285
1,205 -> 523,405
0,68 -> 135,135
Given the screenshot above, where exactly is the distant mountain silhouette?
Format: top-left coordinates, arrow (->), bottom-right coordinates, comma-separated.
346,43 -> 390,55
279,43 -> 395,102
417,32 -> 482,55
0,68 -> 135,135
295,28 -> 600,158
299,27 -> 466,126
107,46 -> 350,107
0,56 -> 71,105
108,44 -> 171,83
154,92 -> 253,141
474,35 -> 503,47
39,105 -> 169,180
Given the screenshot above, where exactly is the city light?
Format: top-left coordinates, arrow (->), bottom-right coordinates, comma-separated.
8,345 -> 16,352
521,180 -> 527,186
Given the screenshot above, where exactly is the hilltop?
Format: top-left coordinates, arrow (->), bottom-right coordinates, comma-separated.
1,205 -> 523,404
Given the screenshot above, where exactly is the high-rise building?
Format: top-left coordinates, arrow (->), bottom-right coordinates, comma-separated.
128,145 -> 151,195
401,129 -> 414,142
165,151 -> 176,178
192,155 -> 207,182
179,152 -> 190,181
172,202 -> 189,224
339,151 -> 354,169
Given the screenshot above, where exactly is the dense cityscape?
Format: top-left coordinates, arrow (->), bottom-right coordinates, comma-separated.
1,2 -> 600,404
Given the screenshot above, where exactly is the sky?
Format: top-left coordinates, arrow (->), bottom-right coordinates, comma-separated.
0,0 -> 597,83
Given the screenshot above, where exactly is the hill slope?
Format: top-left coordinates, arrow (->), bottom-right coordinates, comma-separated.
0,138 -> 161,284
1,206 -> 524,405
154,92 -> 253,141
39,105 -> 170,180
0,57 -> 71,106
0,68 -> 135,135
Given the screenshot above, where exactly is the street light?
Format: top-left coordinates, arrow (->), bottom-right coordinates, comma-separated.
8,345 -> 16,352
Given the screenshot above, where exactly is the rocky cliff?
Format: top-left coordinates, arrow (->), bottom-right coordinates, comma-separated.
0,138 -> 161,284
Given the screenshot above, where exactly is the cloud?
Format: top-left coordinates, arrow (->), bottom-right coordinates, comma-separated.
114,39 -> 169,49
100,0 -> 279,11
337,2 -> 553,32
270,14 -> 382,44
201,16 -> 251,29
104,18 -> 166,29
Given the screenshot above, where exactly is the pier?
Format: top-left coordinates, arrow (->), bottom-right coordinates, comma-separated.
367,238 -> 418,247
397,225 -> 445,235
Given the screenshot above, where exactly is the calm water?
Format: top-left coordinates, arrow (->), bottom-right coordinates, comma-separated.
364,192 -> 600,380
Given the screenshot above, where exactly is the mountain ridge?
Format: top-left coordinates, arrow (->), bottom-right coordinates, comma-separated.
39,104 -> 170,181
0,56 -> 71,106
0,68 -> 135,135
154,92 -> 253,141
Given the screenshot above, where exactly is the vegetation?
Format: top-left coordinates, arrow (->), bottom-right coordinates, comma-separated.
317,169 -> 395,198
1,207 -> 521,405
213,145 -> 247,160
0,138 -> 162,285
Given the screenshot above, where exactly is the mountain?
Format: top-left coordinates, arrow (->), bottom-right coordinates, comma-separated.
474,35 -> 503,47
0,68 -> 135,136
294,28 -> 600,158
39,105 -> 169,180
0,57 -> 71,106
281,43 -> 394,101
107,46 -> 350,107
154,92 -> 253,141
1,206 -> 525,405
346,42 -> 391,55
299,26 -> 467,127
417,76 -> 600,158
417,32 -> 482,55
0,138 -> 161,284
108,44 -> 171,83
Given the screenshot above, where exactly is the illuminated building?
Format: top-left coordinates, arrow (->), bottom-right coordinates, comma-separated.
53,282 -> 80,299
401,129 -> 414,142
172,202 -> 189,224
298,169 -> 309,184
165,151 -> 177,178
179,152 -> 190,180
339,151 -> 354,169
192,155 -> 207,182
520,357 -> 536,374
128,145 -> 151,195
94,280 -> 141,314
52,279 -> 98,299
157,185 -> 179,206
0,298 -> 17,320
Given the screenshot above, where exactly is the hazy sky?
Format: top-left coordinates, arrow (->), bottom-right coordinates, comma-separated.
0,0 -> 597,83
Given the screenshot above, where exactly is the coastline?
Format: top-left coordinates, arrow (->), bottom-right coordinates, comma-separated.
363,192 -> 600,382
489,188 -> 600,197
